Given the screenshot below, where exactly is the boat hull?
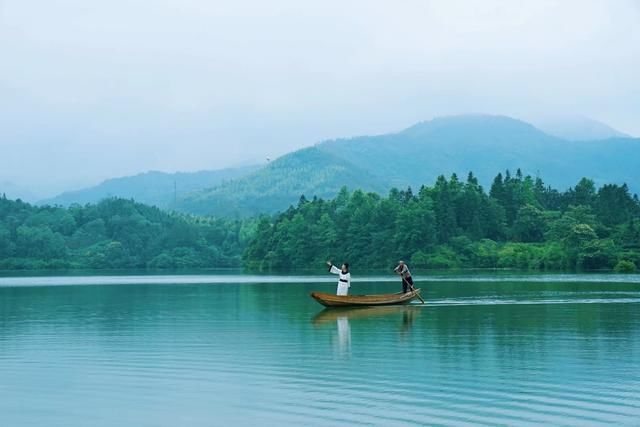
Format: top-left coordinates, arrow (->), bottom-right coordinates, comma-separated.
310,289 -> 422,307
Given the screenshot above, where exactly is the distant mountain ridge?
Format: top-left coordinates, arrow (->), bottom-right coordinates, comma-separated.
173,115 -> 639,217
41,165 -> 260,207
317,115 -> 564,191
41,114 -> 639,218
532,115 -> 630,141
173,147 -> 388,217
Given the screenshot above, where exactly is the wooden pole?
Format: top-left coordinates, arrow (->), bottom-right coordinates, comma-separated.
401,275 -> 425,304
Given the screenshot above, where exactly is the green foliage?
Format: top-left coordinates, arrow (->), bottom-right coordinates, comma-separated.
469,239 -> 499,268
174,147 -> 387,217
413,246 -> 462,269
164,116 -> 640,218
244,171 -> 640,272
513,204 -> 546,242
0,197 -> 252,270
3,169 -> 640,272
614,260 -> 637,273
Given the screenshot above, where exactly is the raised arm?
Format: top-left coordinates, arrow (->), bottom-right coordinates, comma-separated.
327,261 -> 341,275
328,264 -> 341,275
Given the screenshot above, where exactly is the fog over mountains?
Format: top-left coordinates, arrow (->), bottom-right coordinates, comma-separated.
34,115 -> 639,217
38,166 -> 260,208
532,115 -> 630,141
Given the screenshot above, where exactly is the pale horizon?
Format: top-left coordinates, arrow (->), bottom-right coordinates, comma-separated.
1,0 -> 639,197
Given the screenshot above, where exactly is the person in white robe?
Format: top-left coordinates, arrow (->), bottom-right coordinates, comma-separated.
326,261 -> 350,296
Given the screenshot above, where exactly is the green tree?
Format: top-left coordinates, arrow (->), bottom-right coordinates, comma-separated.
513,204 -> 546,242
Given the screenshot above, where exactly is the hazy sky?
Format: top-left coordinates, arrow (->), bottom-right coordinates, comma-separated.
1,0 -> 639,197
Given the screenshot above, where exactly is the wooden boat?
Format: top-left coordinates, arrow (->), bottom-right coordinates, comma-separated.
310,289 -> 422,307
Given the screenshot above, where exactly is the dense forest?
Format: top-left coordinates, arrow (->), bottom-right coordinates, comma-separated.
244,170 -> 640,272
0,197 -> 253,269
2,169 -> 640,272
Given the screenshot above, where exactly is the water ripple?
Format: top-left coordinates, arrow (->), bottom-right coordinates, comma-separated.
1,276 -> 639,426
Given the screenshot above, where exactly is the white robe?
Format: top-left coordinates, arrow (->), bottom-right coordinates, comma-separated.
329,265 -> 351,295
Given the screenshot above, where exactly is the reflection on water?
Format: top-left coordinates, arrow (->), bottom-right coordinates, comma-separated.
400,307 -> 417,335
0,275 -> 639,426
335,316 -> 351,356
313,306 -> 422,356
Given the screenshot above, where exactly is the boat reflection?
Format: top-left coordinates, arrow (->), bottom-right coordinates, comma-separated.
312,305 -> 422,325
313,306 -> 422,356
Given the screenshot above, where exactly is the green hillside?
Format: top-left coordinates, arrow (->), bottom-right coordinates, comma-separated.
175,115 -> 640,217
40,165 -> 259,208
172,147 -> 387,217
0,196 -> 252,270
319,115 -> 564,190
320,115 -> 639,191
3,170 -> 639,272
245,172 -> 640,272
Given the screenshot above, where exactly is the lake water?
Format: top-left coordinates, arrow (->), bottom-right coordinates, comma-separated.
1,273 -> 639,426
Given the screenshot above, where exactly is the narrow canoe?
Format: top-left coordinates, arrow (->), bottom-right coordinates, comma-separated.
310,289 -> 422,307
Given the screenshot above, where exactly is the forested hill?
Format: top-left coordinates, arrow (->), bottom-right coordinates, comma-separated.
174,115 -> 640,217
319,116 -> 639,191
40,165 -> 259,208
173,147 -> 388,217
2,170 -> 640,272
0,197 -> 253,270
244,171 -> 640,272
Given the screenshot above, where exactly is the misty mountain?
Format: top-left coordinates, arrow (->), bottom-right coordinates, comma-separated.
173,147 -> 387,217
173,115 -> 639,217
41,165 -> 260,207
319,115 -> 565,191
532,115 -> 630,141
0,181 -> 40,203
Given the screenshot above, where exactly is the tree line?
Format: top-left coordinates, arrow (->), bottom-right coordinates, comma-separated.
244,170 -> 640,272
0,197 -> 254,270
2,169 -> 639,272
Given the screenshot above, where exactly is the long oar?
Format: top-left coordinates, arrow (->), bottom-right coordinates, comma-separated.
401,275 -> 425,304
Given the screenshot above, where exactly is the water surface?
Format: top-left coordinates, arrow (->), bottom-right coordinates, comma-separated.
1,273 -> 639,426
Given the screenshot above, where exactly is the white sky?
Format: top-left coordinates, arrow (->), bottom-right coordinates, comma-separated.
1,0 -> 639,197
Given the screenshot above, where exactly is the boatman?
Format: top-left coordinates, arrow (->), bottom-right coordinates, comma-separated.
326,261 -> 351,296
394,260 -> 414,293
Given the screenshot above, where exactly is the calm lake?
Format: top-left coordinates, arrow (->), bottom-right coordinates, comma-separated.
1,273 -> 639,426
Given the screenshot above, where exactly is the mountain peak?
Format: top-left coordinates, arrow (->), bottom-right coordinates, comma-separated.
531,115 -> 630,141
398,114 -> 554,144
401,114 -> 542,136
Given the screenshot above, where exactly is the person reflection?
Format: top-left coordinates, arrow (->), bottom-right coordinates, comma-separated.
335,315 -> 351,356
313,306 -> 422,354
399,308 -> 417,336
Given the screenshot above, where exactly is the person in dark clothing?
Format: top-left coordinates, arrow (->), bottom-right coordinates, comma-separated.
394,260 -> 414,293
